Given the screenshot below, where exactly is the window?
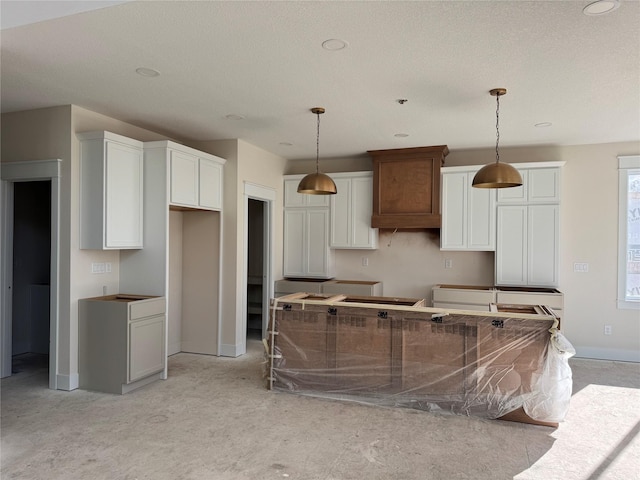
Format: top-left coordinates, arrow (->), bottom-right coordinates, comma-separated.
618,155 -> 640,309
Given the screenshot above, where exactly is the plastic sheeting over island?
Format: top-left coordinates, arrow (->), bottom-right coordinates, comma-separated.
266,293 -> 575,427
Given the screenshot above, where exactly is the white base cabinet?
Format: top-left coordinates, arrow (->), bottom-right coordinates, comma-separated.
79,295 -> 166,394
78,131 -> 144,250
432,285 -> 563,317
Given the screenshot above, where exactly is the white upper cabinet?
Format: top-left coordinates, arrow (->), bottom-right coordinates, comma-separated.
284,177 -> 330,207
78,131 -> 144,250
497,165 -> 562,204
146,140 -> 226,211
441,166 -> 495,251
330,172 -> 378,249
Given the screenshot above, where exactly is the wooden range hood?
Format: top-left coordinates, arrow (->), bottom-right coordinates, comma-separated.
368,145 -> 449,229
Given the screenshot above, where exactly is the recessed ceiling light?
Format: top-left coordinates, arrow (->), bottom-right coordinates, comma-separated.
394,133 -> 409,138
583,0 -> 620,16
535,122 -> 552,128
279,142 -> 293,147
135,67 -> 160,77
225,114 -> 245,121
322,39 -> 348,51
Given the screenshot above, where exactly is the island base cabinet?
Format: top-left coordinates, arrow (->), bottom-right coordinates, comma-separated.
269,294 -> 564,426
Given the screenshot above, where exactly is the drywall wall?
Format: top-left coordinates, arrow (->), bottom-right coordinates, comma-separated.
190,138 -> 287,356
287,142 -> 640,362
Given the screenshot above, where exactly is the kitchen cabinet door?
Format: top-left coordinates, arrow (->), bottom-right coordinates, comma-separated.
496,205 -> 528,285
283,208 -> 334,279
199,158 -> 223,210
528,204 -> 559,286
441,169 -> 495,251
129,314 -> 166,383
283,209 -> 306,277
170,150 -> 199,207
496,204 -> 559,287
330,173 -> 378,249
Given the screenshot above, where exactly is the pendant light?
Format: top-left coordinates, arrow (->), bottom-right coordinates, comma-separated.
472,88 -> 523,189
297,107 -> 337,195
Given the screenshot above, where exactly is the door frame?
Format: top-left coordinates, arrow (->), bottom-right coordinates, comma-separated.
242,182 -> 275,343
1,159 -> 61,389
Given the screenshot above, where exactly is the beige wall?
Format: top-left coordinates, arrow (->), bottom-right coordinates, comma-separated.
191,139 -> 287,356
287,142 -> 640,362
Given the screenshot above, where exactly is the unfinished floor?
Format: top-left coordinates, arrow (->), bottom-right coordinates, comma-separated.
1,339 -> 639,480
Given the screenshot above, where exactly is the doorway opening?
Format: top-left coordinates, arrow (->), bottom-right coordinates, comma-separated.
242,182 -> 275,351
246,198 -> 266,341
11,181 -> 52,381
1,159 -> 61,389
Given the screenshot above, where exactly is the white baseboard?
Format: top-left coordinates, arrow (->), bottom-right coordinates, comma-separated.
220,342 -> 246,357
575,347 -> 640,363
56,373 -> 79,391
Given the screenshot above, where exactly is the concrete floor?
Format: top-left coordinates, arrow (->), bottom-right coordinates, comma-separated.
1,339 -> 639,480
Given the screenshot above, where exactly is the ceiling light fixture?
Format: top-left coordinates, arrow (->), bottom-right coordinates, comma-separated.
322,39 -> 348,51
297,107 -> 337,195
583,0 -> 620,15
535,122 -> 553,128
472,88 -> 523,189
135,67 -> 160,77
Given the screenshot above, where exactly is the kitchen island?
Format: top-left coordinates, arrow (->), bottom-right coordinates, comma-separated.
267,293 -> 573,427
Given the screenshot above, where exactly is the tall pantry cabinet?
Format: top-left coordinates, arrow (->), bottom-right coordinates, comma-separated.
120,141 -> 226,361
282,175 -> 334,278
495,164 -> 563,287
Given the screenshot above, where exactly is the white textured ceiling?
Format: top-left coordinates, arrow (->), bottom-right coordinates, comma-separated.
1,1 -> 639,160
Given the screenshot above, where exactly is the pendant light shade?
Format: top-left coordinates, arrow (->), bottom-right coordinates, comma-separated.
472,88 -> 523,189
297,107 -> 337,195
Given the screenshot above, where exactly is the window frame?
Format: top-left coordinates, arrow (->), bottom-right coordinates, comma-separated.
618,155 -> 640,310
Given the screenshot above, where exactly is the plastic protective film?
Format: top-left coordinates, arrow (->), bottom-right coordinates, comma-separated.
266,296 -> 574,425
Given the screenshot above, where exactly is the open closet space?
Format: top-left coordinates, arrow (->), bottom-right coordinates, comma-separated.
168,208 -> 221,355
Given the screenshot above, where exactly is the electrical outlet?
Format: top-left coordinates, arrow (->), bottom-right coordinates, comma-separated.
362,257 -> 369,266
105,262 -> 112,273
574,262 -> 589,273
444,259 -> 452,269
604,325 -> 612,335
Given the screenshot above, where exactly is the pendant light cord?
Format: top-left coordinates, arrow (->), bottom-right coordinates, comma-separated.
315,111 -> 321,173
495,92 -> 501,164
